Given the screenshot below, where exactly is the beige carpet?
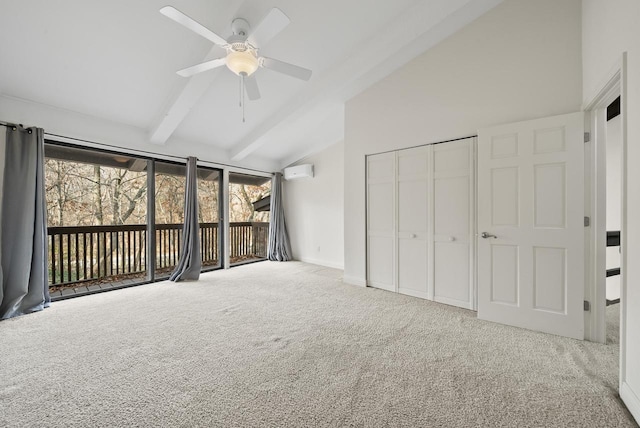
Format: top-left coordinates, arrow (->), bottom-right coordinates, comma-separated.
0,261 -> 636,427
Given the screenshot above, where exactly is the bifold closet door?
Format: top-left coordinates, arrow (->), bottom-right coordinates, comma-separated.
430,139 -> 475,309
397,147 -> 429,298
366,140 -> 475,309
367,152 -> 396,292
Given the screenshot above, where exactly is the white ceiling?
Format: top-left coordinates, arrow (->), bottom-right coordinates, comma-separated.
0,0 -> 500,171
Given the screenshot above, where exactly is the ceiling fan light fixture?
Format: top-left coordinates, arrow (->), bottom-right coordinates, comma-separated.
226,50 -> 259,76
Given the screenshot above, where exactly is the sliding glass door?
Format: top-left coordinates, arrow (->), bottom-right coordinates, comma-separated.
44,140 -> 260,297
198,167 -> 222,271
154,162 -> 186,279
228,172 -> 271,266
44,144 -> 149,293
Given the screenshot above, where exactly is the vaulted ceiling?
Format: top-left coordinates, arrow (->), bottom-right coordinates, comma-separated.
0,0 -> 501,171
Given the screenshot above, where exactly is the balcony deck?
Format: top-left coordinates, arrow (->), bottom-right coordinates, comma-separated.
48,222 -> 269,298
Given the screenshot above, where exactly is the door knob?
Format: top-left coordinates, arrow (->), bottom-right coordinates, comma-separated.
481,232 -> 497,239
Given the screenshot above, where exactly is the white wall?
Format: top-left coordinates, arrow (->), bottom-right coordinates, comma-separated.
283,141 -> 344,269
583,0 -> 640,422
344,0 -> 582,286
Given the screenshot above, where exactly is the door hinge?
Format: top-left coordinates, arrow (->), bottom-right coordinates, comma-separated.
584,300 -> 591,311
584,216 -> 590,227
584,132 -> 590,143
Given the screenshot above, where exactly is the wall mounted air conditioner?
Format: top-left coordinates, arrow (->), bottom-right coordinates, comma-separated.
283,164 -> 314,180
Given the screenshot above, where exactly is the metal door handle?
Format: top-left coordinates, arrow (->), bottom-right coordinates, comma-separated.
481,232 -> 497,239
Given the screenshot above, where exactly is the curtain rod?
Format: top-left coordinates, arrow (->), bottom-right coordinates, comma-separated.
0,121 -> 273,175
0,121 -> 28,130
0,121 -> 35,134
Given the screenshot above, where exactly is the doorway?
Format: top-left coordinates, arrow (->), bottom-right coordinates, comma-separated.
584,65 -> 623,345
604,96 -> 622,344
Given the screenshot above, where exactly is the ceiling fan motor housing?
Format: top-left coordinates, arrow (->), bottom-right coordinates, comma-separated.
231,18 -> 251,38
226,18 -> 258,76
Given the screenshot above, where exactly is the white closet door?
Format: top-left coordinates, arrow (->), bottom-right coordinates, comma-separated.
397,146 -> 429,298
430,138 -> 475,309
477,112 -> 584,339
367,152 -> 396,291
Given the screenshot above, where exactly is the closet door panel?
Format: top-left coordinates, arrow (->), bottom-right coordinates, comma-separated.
398,238 -> 428,298
398,180 -> 427,232
397,147 -> 429,298
434,242 -> 471,304
434,176 -> 470,235
367,152 -> 396,292
431,139 -> 475,309
369,235 -> 395,288
369,182 -> 394,231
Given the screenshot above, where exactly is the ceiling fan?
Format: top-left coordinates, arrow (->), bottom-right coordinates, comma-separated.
160,6 -> 312,102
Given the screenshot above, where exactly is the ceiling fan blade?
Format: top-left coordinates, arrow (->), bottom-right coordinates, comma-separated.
160,6 -> 227,46
247,8 -> 290,47
261,57 -> 312,81
177,58 -> 226,77
244,75 -> 261,100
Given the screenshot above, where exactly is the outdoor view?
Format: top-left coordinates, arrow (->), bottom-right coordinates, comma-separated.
45,144 -> 270,293
228,172 -> 270,266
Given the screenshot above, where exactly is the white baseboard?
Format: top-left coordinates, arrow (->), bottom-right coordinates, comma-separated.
297,257 -> 344,270
343,275 -> 367,287
621,381 -> 640,424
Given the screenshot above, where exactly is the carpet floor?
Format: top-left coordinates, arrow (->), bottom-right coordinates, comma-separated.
0,261 -> 636,427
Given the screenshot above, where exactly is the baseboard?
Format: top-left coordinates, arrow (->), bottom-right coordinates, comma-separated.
297,257 -> 344,270
343,275 -> 367,287
621,381 -> 640,424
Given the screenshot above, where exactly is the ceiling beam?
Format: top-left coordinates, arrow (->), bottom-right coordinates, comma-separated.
278,106 -> 345,169
148,47 -> 224,145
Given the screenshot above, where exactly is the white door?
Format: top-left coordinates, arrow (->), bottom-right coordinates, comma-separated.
477,112 -> 584,339
367,152 -> 396,292
431,138 -> 475,309
397,146 -> 429,298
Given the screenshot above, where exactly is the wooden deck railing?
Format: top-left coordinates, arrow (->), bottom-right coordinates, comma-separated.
47,222 -> 269,286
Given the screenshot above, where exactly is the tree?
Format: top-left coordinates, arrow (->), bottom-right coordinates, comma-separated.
229,183 -> 270,223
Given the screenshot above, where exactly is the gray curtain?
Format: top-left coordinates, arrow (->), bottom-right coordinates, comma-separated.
170,156 -> 201,281
0,125 -> 50,319
267,172 -> 292,261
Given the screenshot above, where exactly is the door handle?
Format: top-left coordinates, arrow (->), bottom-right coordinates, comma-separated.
481,232 -> 497,239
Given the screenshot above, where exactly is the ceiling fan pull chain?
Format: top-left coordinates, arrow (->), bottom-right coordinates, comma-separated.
241,74 -> 246,123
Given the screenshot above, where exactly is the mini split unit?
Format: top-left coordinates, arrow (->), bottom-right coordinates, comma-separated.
283,164 -> 313,180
